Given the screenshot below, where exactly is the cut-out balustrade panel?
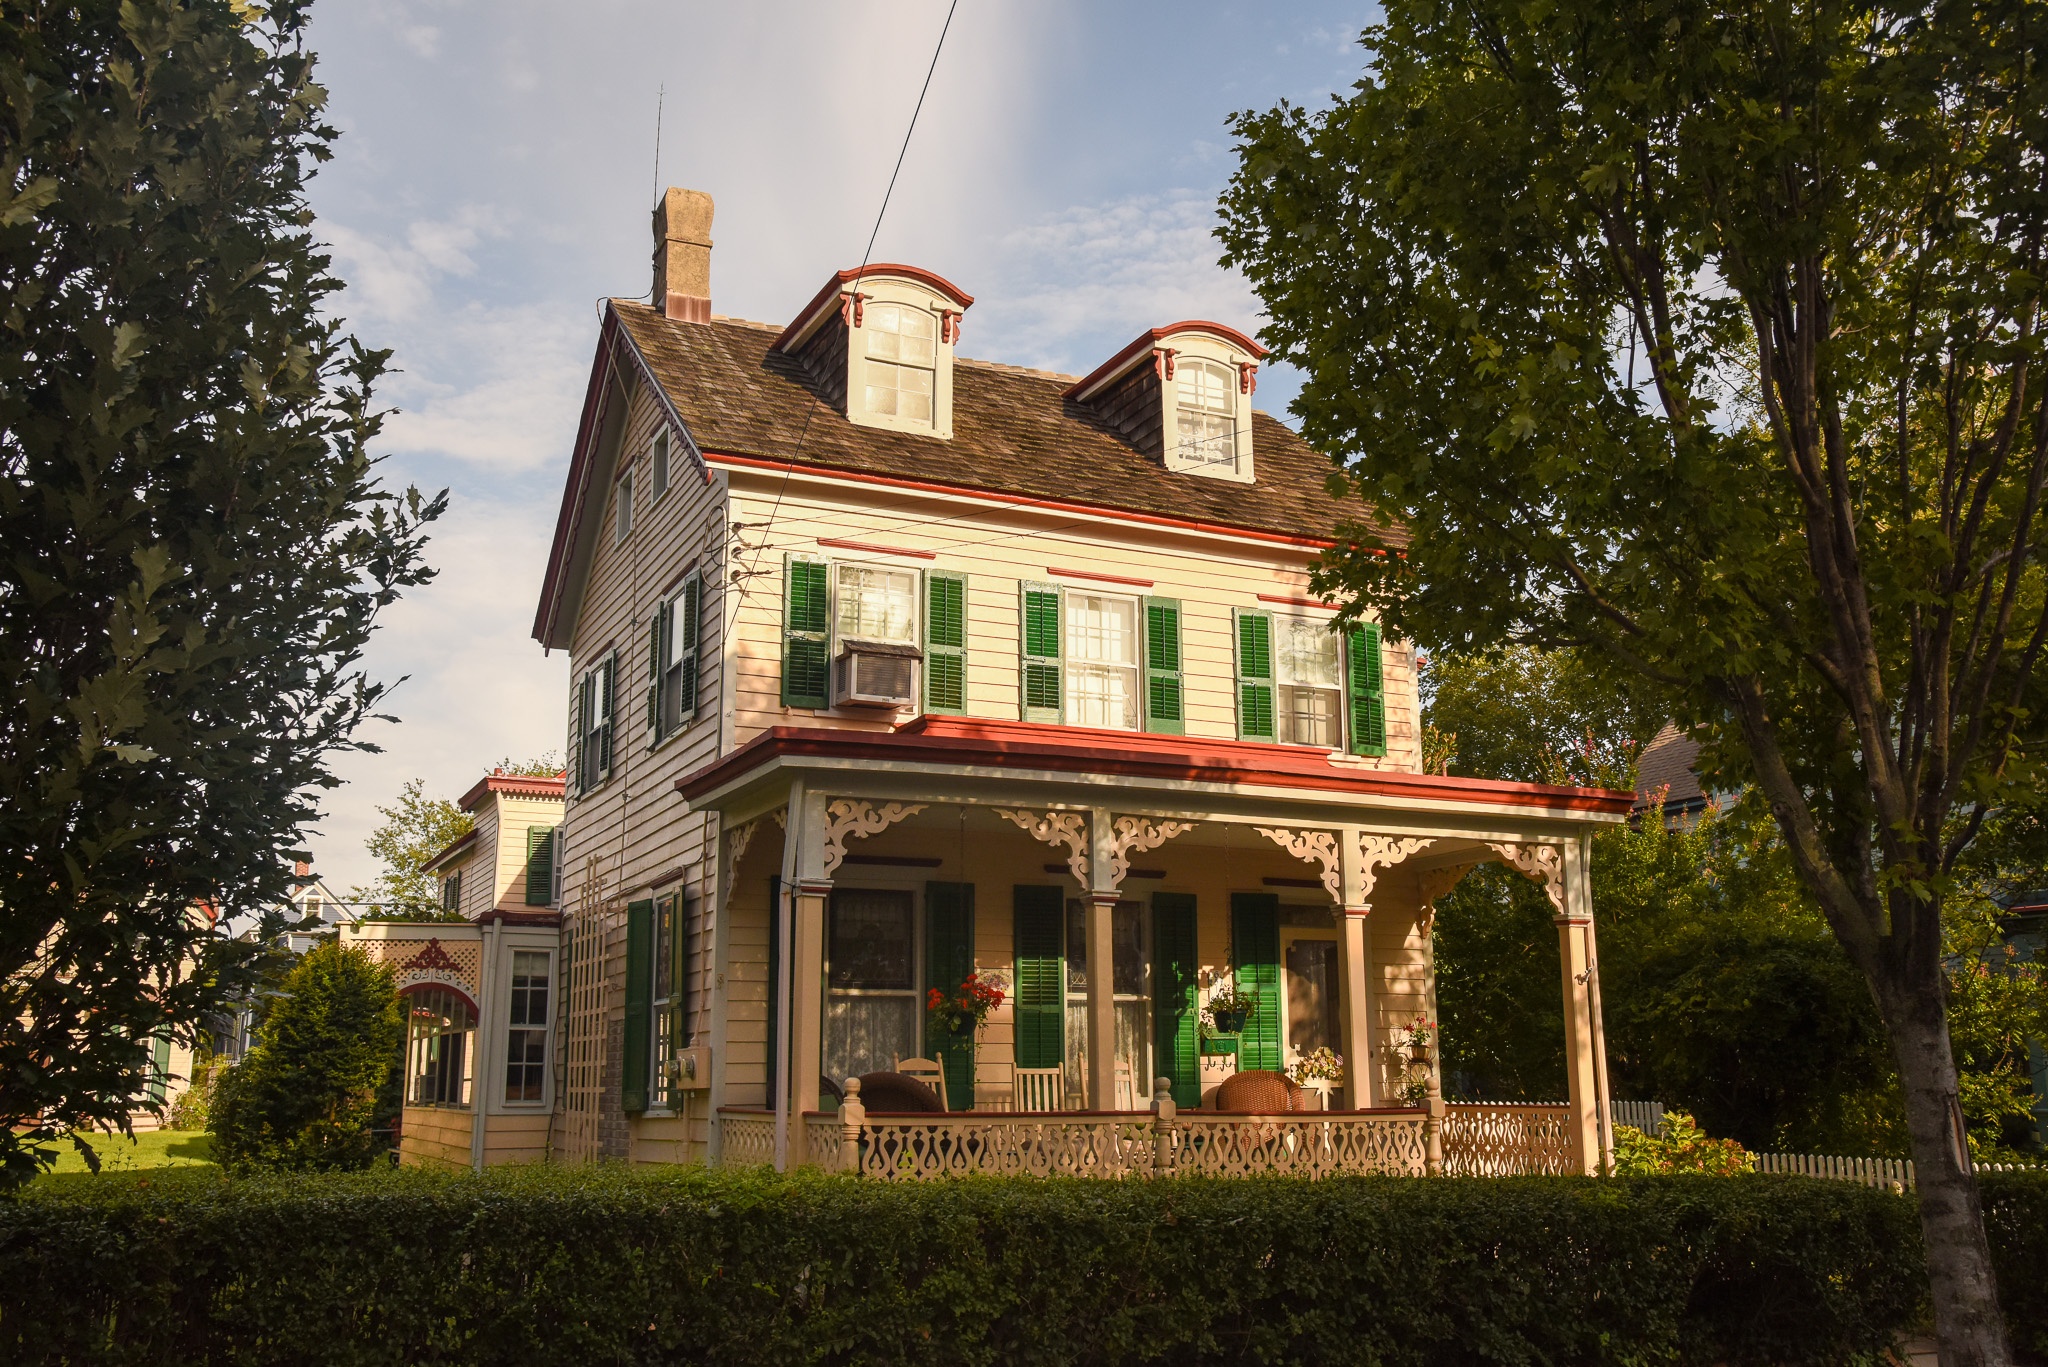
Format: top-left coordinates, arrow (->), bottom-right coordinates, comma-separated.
1164,1113 -> 1428,1178
854,1114 -> 1156,1181
718,1110 -> 777,1168
1440,1103 -> 1576,1176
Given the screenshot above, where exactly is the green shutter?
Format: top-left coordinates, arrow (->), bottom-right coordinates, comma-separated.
1020,584 -> 1062,722
925,572 -> 968,714
525,826 -> 556,906
1013,885 -> 1065,1069
674,888 -> 694,1048
569,674 -> 587,798
1230,892 -> 1283,1072
1152,893 -> 1200,1108
148,1032 -> 171,1106
925,881 -> 976,1109
1142,597 -> 1184,734
622,897 -> 654,1113
1235,610 -> 1276,741
646,605 -> 664,739
1347,623 -> 1387,756
679,572 -> 703,724
599,651 -> 617,774
782,556 -> 830,708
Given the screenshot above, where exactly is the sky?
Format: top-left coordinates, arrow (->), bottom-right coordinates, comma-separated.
303,1 -> 1380,895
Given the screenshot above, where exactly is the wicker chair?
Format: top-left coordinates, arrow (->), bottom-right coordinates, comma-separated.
1213,1069 -> 1310,1114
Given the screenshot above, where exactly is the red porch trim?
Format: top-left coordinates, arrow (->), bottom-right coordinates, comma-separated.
1047,565 -> 1155,588
1257,593 -> 1340,610
817,537 -> 938,560
675,714 -> 1637,813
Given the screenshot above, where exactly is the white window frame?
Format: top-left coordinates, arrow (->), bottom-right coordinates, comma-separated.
503,949 -> 551,1107
1174,358 -> 1240,474
650,889 -> 682,1112
614,469 -> 634,544
822,878 -> 924,1088
1062,590 -> 1142,732
405,987 -> 475,1109
650,429 -> 671,503
832,561 -> 921,648
860,302 -> 938,427
1273,614 -> 1344,750
578,657 -> 614,791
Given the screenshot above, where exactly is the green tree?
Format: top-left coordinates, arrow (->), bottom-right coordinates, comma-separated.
209,941 -> 401,1171
1221,1 -> 2048,1353
1425,646 -> 1661,784
359,778 -> 472,919
0,0 -> 440,1188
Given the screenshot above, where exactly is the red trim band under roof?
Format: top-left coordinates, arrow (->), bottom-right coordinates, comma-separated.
771,263 -> 976,352
674,714 -> 1636,814
457,772 -> 568,812
707,451 -> 1337,550
1064,321 -> 1271,401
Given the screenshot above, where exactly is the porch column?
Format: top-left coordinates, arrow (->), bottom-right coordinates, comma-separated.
1086,808 -> 1118,1111
1335,830 -> 1376,1109
1555,836 -> 1603,1175
776,785 -> 829,1171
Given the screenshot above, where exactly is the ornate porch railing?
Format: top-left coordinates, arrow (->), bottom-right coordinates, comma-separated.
1439,1102 -> 1577,1176
1164,1111 -> 1428,1178
717,1109 -> 776,1167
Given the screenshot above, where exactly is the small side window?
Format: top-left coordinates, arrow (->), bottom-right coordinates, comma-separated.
615,471 -> 634,544
650,430 -> 671,502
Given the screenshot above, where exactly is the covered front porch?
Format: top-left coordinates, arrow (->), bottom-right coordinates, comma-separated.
682,718 -> 1629,1178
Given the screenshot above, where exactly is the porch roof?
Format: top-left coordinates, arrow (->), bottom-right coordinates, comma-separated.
675,716 -> 1634,824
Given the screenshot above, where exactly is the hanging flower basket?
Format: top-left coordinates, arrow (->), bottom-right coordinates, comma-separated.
926,972 -> 1007,1041
1211,1007 -> 1250,1035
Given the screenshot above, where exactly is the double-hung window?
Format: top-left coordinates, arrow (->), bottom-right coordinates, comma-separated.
835,564 -> 918,644
504,951 -> 550,1104
1275,616 -> 1343,748
650,892 -> 682,1109
1175,359 -> 1238,471
615,470 -> 633,543
649,573 -> 702,742
650,429 -> 671,502
1064,593 -> 1141,730
823,887 -> 920,1085
575,654 -> 616,792
862,303 -> 937,424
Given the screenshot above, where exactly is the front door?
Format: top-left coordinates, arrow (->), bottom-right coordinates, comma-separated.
1280,928 -> 1341,1096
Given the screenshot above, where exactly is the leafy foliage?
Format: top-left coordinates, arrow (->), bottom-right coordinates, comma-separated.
358,777 -> 472,918
0,0 -> 441,1187
1220,0 -> 2048,1347
207,942 -> 401,1173
1614,1112 -> 1757,1176
0,1165 -> 1943,1366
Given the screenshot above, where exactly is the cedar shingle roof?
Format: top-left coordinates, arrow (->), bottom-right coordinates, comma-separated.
612,301 -> 1385,544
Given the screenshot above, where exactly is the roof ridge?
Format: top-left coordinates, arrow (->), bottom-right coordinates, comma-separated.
952,354 -> 1079,383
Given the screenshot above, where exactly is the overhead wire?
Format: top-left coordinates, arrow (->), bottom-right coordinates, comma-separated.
734,0 -> 963,603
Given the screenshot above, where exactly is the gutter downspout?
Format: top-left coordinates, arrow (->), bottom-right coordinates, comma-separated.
471,915 -> 504,1173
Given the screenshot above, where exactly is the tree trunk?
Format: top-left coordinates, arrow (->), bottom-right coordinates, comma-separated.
1881,977 -> 2012,1367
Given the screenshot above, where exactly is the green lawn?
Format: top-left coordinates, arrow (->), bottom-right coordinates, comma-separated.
40,1128 -> 216,1176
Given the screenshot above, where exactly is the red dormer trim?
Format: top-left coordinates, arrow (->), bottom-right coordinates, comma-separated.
421,827 -> 479,876
1065,321 -> 1271,402
770,264 -> 976,353
457,772 -> 568,812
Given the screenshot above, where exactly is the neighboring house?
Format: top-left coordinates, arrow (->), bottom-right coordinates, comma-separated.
282,860 -> 354,954
344,771 -> 565,1170
1632,723 -> 1735,826
526,187 -> 1634,1178
1999,892 -> 2048,1146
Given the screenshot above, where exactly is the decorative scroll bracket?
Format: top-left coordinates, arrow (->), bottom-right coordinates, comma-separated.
726,817 -> 760,871
1110,816 -> 1196,888
1357,834 -> 1435,901
820,799 -> 927,879
1485,842 -> 1566,918
1255,827 -> 1341,901
994,808 -> 1090,886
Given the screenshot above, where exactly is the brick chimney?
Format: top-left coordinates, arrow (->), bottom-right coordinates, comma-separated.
652,187 -> 713,322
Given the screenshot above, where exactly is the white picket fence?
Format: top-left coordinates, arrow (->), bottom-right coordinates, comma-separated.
1756,1152 -> 2042,1190
1611,1100 -> 1665,1133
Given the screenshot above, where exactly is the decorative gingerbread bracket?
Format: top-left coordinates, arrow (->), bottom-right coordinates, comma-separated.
1486,842 -> 1565,917
1357,834 -> 1436,900
1255,827 -> 1341,900
726,817 -> 760,871
820,799 -> 927,878
994,808 -> 1090,885
1110,816 -> 1195,887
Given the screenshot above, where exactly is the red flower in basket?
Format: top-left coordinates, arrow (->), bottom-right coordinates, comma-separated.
926,971 -> 1008,1037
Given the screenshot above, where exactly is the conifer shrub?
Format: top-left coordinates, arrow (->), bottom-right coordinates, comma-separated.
207,943 -> 402,1172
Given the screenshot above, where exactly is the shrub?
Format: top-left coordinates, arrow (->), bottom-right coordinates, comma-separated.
1614,1111 -> 1756,1176
0,1166 -> 1935,1367
166,1053 -> 228,1132
1982,1170 -> 2048,1361
208,943 -> 402,1172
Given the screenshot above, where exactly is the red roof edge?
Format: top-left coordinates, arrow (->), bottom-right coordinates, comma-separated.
421,827 -> 479,874
477,909 -> 563,928
674,715 -> 1638,815
533,305 -> 626,646
1064,321 -> 1272,401
769,264 -> 976,353
457,772 -> 569,812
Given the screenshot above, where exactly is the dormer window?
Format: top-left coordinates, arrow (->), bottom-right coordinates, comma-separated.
1175,358 -> 1239,472
770,264 -> 974,439
862,303 -> 937,424
1065,321 -> 1269,484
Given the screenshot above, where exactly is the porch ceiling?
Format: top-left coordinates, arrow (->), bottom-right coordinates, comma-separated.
676,716 -> 1632,839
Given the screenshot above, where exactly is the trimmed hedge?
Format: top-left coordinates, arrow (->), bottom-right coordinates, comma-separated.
1984,1171 -> 2048,1361
0,1166 -> 1941,1366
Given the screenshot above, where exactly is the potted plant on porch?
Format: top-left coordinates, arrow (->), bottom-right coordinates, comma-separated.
1202,981 -> 1260,1036
926,971 -> 1006,1043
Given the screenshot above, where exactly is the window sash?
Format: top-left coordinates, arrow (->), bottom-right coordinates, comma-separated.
864,303 -> 937,364
650,430 -> 671,500
835,564 -> 918,645
1067,662 -> 1140,730
614,471 -> 633,542
864,359 -> 934,422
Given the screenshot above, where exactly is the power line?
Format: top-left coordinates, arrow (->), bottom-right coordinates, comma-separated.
737,0 -> 963,600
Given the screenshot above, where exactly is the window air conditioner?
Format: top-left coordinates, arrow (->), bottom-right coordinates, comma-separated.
833,640 -> 921,709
